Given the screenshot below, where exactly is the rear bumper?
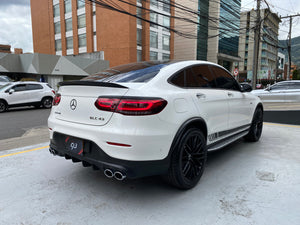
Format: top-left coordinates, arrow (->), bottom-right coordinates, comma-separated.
49,132 -> 170,179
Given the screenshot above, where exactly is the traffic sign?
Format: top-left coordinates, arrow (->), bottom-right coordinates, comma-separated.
233,68 -> 239,76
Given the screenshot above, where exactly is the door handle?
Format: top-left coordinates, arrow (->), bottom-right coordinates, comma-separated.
227,92 -> 233,97
196,93 -> 206,99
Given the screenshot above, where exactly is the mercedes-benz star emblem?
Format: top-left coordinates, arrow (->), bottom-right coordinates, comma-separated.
70,99 -> 77,110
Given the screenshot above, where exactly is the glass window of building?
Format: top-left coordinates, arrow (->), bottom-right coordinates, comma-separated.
150,51 -> 158,60
53,4 -> 60,17
150,12 -> 158,28
137,28 -> 142,46
78,34 -> 86,47
55,39 -> 62,51
150,31 -> 158,49
137,49 -> 142,62
64,0 -> 72,14
66,37 -> 73,49
162,0 -> 170,12
78,14 -> 86,29
163,35 -> 170,51
163,16 -> 170,31
150,0 -> 158,8
162,53 -> 169,60
77,0 -> 85,9
54,22 -> 61,34
65,18 -> 72,32
136,7 -> 142,25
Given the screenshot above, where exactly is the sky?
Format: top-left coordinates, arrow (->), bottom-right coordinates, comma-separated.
0,0 -> 299,53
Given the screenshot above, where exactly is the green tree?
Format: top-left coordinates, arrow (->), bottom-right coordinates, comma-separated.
292,69 -> 300,80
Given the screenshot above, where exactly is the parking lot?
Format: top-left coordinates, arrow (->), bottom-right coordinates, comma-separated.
1,123 -> 300,225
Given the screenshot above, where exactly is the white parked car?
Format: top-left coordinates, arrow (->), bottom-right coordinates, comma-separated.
0,81 -> 55,112
251,80 -> 300,102
48,61 -> 263,189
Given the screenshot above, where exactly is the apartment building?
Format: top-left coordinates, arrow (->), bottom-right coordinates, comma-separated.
174,0 -> 242,73
31,0 -> 173,67
238,8 -> 281,80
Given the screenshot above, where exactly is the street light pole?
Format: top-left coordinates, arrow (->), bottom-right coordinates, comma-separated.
252,0 -> 261,90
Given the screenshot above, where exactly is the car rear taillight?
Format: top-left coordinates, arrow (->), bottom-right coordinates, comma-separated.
53,94 -> 61,106
95,97 -> 167,115
52,90 -> 56,94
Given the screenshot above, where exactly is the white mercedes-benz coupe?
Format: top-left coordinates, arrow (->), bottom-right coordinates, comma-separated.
48,61 -> 263,189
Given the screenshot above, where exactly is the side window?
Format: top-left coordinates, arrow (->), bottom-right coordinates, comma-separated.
169,70 -> 184,87
270,84 -> 287,90
26,84 -> 43,90
288,82 -> 300,89
191,65 -> 216,88
170,68 -> 196,88
170,65 -> 216,88
12,84 -> 26,92
211,66 -> 240,91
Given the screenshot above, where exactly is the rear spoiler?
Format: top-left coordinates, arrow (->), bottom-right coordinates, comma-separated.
58,80 -> 128,89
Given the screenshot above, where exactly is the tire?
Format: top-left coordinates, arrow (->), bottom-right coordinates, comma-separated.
41,97 -> 53,109
244,107 -> 263,142
167,128 -> 207,190
0,100 -> 7,113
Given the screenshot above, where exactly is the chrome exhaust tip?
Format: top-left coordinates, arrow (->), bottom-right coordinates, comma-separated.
114,171 -> 126,181
104,169 -> 114,178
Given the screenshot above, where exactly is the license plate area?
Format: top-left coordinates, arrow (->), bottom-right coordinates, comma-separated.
65,136 -> 84,156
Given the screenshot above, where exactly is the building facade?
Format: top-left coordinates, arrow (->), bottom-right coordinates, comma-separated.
238,8 -> 281,80
174,0 -> 241,73
30,0 -> 173,67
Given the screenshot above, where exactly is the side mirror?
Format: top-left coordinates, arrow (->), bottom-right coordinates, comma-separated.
9,89 -> 15,95
240,84 -> 252,92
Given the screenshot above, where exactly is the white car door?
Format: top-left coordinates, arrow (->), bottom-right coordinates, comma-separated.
211,66 -> 253,131
25,83 -> 44,102
170,65 -> 229,144
285,82 -> 300,102
5,84 -> 29,105
260,83 -> 288,102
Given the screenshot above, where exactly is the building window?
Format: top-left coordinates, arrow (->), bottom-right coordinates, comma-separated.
163,53 -> 170,60
64,0 -> 72,14
150,31 -> 158,49
137,49 -> 142,62
150,12 -> 158,28
78,14 -> 86,29
136,7 -> 142,25
163,35 -> 170,51
65,18 -> 72,32
53,4 -> 60,17
150,0 -> 158,8
77,0 -> 85,9
162,0 -> 170,12
55,39 -> 62,51
163,16 -> 170,31
54,22 -> 61,34
150,51 -> 158,60
66,36 -> 73,49
78,34 -> 86,47
137,28 -> 142,46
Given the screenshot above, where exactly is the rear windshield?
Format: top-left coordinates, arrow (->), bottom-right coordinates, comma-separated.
82,61 -> 171,83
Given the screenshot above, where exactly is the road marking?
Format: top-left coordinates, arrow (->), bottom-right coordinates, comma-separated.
264,122 -> 300,128
0,145 -> 49,158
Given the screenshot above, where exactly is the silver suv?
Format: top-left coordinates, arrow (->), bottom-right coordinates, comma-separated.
251,80 -> 300,102
0,81 -> 55,112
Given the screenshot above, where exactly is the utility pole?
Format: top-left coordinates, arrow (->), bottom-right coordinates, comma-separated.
280,14 -> 300,80
252,0 -> 261,90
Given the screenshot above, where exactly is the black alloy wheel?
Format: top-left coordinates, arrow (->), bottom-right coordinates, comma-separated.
0,100 -> 7,113
42,97 -> 53,109
245,107 -> 263,142
167,128 -> 207,189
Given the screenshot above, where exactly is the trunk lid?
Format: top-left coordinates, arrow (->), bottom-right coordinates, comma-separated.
53,81 -> 129,126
